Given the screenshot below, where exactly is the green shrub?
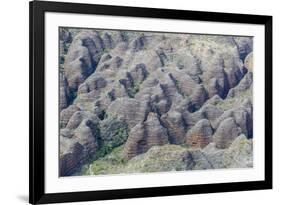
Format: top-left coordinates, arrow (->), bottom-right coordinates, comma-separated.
127,84 -> 140,98
96,126 -> 128,159
82,145 -> 128,175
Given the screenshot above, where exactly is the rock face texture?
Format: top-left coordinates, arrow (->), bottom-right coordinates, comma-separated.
59,72 -> 70,111
64,30 -> 105,91
60,116 -> 100,176
123,112 -> 169,158
244,52 -> 253,71
121,145 -> 210,173
213,117 -> 242,149
185,119 -> 213,148
59,28 -> 253,176
202,134 -> 253,169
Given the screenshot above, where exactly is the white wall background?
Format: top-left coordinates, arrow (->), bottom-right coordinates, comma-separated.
0,0 -> 279,204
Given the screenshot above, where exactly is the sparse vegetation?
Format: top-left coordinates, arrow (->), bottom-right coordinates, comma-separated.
216,87 -> 252,110
96,126 -> 128,159
127,83 -> 140,98
82,145 -> 128,175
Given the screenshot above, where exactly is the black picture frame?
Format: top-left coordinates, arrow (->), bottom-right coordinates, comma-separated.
29,0 -> 272,204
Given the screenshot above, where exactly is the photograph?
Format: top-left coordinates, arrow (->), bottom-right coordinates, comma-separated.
0,0 -> 277,204
28,1 -> 272,204
59,27 -> 253,177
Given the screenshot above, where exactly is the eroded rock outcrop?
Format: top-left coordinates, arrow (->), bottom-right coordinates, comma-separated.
222,134 -> 253,167
161,110 -> 187,144
60,117 -> 100,176
244,52 -> 253,71
203,134 -> 253,168
107,98 -> 149,129
213,117 -> 242,149
60,105 -> 81,128
64,31 -> 105,91
227,72 -> 252,98
59,28 -> 253,176
185,119 -> 213,148
123,112 -> 169,159
59,72 -> 70,111
234,37 -> 253,61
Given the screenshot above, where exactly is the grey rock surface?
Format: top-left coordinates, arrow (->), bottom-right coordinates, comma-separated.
60,117 -> 100,176
59,28 -> 253,176
185,119 -> 213,148
59,72 -> 70,111
60,105 -> 81,128
244,52 -> 253,71
64,30 -> 105,91
213,117 -> 242,149
123,112 -> 169,159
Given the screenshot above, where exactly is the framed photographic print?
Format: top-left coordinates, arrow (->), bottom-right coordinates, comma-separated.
29,0 -> 272,204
